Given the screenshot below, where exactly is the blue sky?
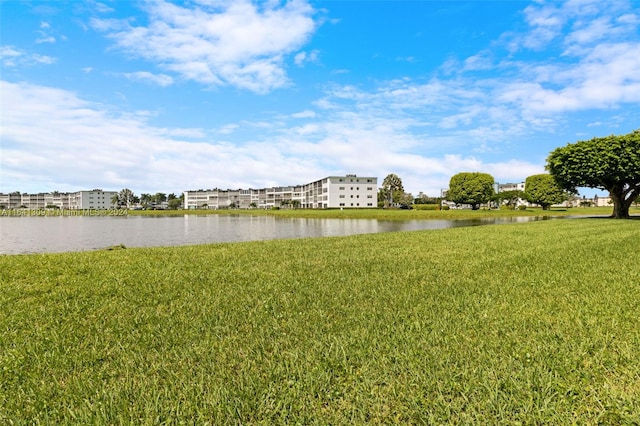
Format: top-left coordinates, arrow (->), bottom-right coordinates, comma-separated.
1,0 -> 639,197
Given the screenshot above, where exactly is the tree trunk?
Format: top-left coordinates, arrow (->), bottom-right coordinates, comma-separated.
609,185 -> 631,219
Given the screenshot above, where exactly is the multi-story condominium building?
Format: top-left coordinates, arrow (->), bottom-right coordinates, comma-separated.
0,190 -> 117,209
184,175 -> 378,209
498,182 -> 525,192
68,190 -> 118,209
0,192 -> 22,209
593,194 -> 612,207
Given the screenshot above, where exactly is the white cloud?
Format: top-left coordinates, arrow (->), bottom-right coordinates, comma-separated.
122,71 -> 174,87
0,80 -> 338,193
294,49 -> 319,67
291,110 -> 316,119
508,0 -> 638,55
35,20 -> 58,44
36,36 -> 56,44
462,50 -> 494,71
0,46 -> 56,67
217,124 -> 239,135
1,79 -> 544,196
91,0 -> 319,93
32,54 -> 56,64
0,46 -> 22,61
92,1 -> 114,14
497,41 -> 640,114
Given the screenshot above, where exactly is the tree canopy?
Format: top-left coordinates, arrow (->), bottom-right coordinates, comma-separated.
115,188 -> 137,209
524,174 -> 570,210
546,130 -> 640,219
446,172 -> 495,210
380,174 -> 405,208
493,190 -> 525,210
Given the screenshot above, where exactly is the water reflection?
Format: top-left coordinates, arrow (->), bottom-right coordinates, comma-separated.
1,214 -> 552,255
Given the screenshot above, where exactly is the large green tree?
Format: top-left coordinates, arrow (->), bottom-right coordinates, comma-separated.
546,130 -> 640,219
381,173 -> 405,208
493,190 -> 525,210
117,188 -> 136,209
446,172 -> 495,210
524,174 -> 571,210
140,193 -> 153,208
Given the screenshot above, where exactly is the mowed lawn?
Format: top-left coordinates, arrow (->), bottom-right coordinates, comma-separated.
1,219 -> 639,424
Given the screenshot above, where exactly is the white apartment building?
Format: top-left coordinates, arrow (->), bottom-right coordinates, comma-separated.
593,194 -> 612,207
498,182 -> 525,192
0,190 -> 117,209
184,175 -> 378,209
69,190 -> 117,209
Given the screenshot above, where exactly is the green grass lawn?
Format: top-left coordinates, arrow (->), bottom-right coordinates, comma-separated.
1,219 -> 639,423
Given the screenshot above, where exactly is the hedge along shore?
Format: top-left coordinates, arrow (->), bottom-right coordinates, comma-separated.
1,218 -> 639,423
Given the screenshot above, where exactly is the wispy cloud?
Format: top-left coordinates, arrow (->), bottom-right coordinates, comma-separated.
291,110 -> 316,119
36,35 -> 56,44
294,49 -> 320,67
91,0 -> 320,93
0,46 -> 56,67
122,71 -> 174,87
35,20 -> 57,44
217,124 -> 239,135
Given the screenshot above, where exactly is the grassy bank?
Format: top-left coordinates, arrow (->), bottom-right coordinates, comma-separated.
1,219 -> 639,423
129,205 -> 626,220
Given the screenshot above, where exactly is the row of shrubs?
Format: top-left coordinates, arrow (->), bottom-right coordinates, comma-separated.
413,204 -> 528,211
413,204 -> 441,210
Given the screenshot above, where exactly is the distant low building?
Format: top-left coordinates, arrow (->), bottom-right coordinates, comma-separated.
439,181 -> 530,209
184,175 -> 378,209
0,190 -> 117,209
593,194 -> 612,207
498,182 -> 525,192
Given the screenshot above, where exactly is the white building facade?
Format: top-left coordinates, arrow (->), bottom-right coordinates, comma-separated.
0,190 -> 117,209
184,175 -> 378,209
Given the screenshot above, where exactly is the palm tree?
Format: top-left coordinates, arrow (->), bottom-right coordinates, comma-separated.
111,194 -> 120,209
118,188 -> 136,209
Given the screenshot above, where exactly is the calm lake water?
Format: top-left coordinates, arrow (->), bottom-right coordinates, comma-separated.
0,214 -> 550,255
